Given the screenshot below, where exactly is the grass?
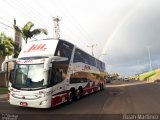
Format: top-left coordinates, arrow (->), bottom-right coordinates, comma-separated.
139,71 -> 156,80
133,70 -> 157,80
0,87 -> 8,94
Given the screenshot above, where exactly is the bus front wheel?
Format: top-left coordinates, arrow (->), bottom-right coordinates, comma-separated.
67,90 -> 76,103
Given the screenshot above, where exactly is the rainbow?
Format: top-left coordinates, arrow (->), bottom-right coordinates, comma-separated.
100,0 -> 144,61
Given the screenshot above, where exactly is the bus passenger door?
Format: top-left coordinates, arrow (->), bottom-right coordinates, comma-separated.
50,68 -> 64,94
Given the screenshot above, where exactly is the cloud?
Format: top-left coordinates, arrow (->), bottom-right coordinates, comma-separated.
104,0 -> 160,76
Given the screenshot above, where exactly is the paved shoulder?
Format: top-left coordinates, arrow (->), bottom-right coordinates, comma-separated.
0,94 -> 7,101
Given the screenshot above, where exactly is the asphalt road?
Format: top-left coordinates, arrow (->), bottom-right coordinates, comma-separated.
0,81 -> 160,120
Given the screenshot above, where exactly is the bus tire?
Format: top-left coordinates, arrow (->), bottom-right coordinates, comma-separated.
99,83 -> 104,91
68,89 -> 76,103
99,83 -> 102,91
76,87 -> 83,100
101,84 -> 104,90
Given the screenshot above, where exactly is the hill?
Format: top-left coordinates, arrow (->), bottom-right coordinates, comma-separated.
133,69 -> 160,81
150,69 -> 160,82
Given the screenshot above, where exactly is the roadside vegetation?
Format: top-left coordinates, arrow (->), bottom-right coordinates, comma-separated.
13,19 -> 48,43
0,87 -> 8,94
139,71 -> 156,80
133,69 -> 160,81
0,19 -> 48,59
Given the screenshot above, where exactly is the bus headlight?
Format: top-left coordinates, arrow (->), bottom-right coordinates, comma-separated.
39,91 -> 46,97
40,100 -> 47,105
39,93 -> 45,97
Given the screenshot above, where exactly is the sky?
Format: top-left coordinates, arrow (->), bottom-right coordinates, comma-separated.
0,0 -> 160,77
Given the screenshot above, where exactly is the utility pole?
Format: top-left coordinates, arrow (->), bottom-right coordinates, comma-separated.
146,46 -> 152,71
87,44 -> 97,56
98,54 -> 106,59
53,16 -> 61,39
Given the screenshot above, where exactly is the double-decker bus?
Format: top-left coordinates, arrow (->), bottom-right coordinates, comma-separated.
2,38 -> 106,108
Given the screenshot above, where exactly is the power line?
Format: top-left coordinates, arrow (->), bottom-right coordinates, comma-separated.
11,0 -> 71,39
33,0 -> 53,17
4,0 -> 47,28
0,16 -> 84,48
0,16 -> 13,24
1,0 -> 95,52
0,21 -> 13,29
56,0 -> 96,44
10,0 -> 90,48
16,0 -> 52,27
51,16 -> 90,49
0,9 -> 25,26
49,0 -> 93,44
41,0 -> 89,46
51,0 -> 98,56
0,20 -> 38,41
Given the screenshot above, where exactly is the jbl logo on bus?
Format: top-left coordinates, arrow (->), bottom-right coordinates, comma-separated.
82,65 -> 91,71
24,44 -> 47,53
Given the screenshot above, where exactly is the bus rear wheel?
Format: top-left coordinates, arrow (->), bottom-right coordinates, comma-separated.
99,83 -> 104,91
76,88 -> 83,100
101,84 -> 104,90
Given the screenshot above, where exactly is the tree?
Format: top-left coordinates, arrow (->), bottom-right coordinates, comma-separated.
0,32 -> 20,58
8,38 -> 21,58
13,19 -> 48,43
0,33 -> 14,58
0,32 -> 21,73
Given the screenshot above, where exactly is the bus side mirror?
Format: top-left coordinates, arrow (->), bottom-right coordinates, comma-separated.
9,69 -> 15,83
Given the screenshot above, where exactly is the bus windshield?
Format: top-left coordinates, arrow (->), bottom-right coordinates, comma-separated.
13,64 -> 47,90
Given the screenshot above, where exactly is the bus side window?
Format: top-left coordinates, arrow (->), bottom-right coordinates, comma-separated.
56,41 -> 73,64
51,68 -> 62,85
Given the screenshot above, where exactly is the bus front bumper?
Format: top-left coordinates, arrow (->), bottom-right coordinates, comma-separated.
9,94 -> 52,108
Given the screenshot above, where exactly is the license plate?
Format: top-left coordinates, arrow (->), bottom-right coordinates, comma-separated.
20,102 -> 28,106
